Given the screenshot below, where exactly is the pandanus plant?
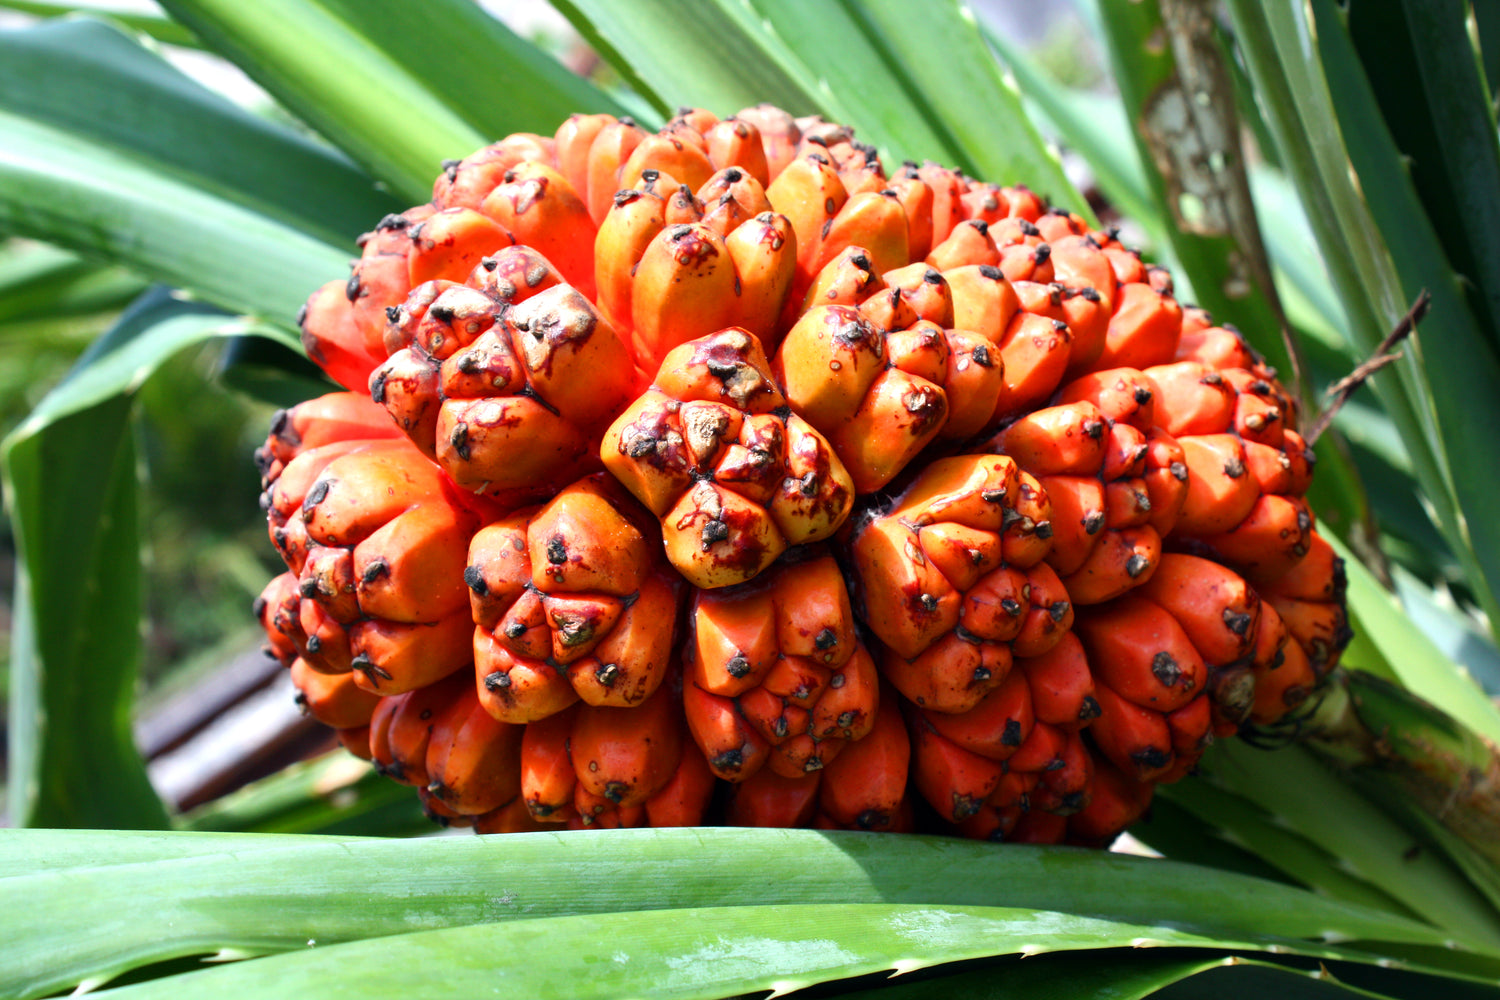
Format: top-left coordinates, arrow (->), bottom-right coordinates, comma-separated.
4,1 -> 1500,998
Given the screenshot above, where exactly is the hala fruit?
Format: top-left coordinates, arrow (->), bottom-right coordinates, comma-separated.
257,103 -> 1351,847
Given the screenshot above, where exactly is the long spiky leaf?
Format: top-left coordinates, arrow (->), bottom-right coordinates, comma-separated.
0,826 -> 1479,1000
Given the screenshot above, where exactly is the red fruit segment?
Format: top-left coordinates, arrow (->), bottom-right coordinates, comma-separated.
910,711 -> 1005,823
630,223 -> 739,366
1073,597 -> 1205,714
1017,633 -> 1101,729
466,474 -> 681,721
290,658 -> 381,729
705,118 -> 772,188
433,133 -> 552,210
1135,554 -> 1259,668
1098,282 -> 1182,370
921,666 -> 1034,761
424,684 -> 524,815
371,665 -> 471,788
852,456 -> 1021,657
603,330 -> 854,589
1066,755 -> 1154,847
1175,434 -> 1259,536
407,208 -> 514,288
300,441 -> 449,548
816,691 -> 911,832
725,768 -> 820,827
346,207 -> 435,369
594,186 -> 667,346
774,305 -> 951,492
1089,683 -> 1175,782
255,392 -> 401,490
349,614 -> 473,695
584,117 -> 649,224
620,133 -> 715,198
1248,603 -> 1318,725
686,554 -> 878,783
766,152 -> 849,298
927,219 -> 999,271
555,113 -> 615,202
1260,532 -> 1352,679
570,680 -> 684,810
353,502 -> 477,624
298,280 -> 387,393
372,256 -> 642,506
723,211 -> 798,351
642,746 -> 718,828
851,455 -> 1072,715
478,161 -> 597,297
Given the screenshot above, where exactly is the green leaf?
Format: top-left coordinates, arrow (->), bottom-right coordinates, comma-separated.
2,290 -> 292,830
1247,168 -> 1354,355
1191,740 -> 1500,949
212,335 -> 341,409
0,18 -> 399,249
71,902 -> 1410,1000
0,242 -> 146,325
1139,959 -> 1444,1000
0,826 -> 1473,999
1379,799 -> 1500,920
306,0 -> 628,139
822,950 -> 1228,1000
1321,672 -> 1500,878
8,291 -> 296,427
1347,1 -> 1500,357
1390,566 -> 1500,698
0,109 -> 350,324
1159,777 -> 1421,921
1128,797 -> 1299,886
1092,0 -> 1296,381
153,0 -> 477,203
0,830 -> 366,880
831,952 -> 1438,1000
158,0 -> 625,204
1332,401 -> 1448,568
549,0 -> 809,120
3,405 -> 165,831
181,753 -> 431,837
1329,532 -> 1500,745
1227,0 -> 1500,638
837,0 -> 1083,211
726,0 -> 975,165
1476,2 -> 1500,108
553,0 -> 1083,207
0,1 -> 200,47
983,24 -> 1159,234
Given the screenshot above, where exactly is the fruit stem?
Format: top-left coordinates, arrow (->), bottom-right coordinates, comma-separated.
1303,669 -> 1500,872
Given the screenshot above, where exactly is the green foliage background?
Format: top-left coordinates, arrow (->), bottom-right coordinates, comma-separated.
2,1 -> 1500,997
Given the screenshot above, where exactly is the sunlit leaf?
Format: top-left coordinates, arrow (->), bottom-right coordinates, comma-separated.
0,18 -> 398,249
552,0 -> 1081,204
159,0 -> 624,202
1190,740 -> 1500,948
0,826 -> 1473,999
0,0 -> 198,47
1228,0 -> 1500,636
